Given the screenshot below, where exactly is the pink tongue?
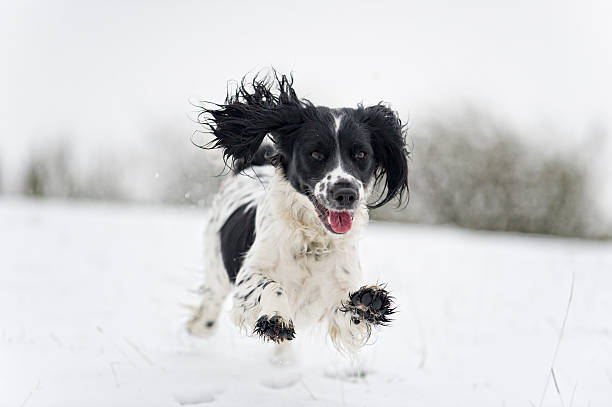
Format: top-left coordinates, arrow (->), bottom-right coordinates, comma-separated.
329,211 -> 352,233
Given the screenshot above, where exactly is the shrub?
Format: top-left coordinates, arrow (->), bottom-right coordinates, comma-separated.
371,108 -> 610,239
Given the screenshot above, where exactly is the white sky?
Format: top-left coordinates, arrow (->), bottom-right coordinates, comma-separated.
1,0 -> 611,201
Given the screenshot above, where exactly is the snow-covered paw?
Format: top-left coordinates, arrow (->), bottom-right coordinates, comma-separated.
341,285 -> 395,325
254,314 -> 295,343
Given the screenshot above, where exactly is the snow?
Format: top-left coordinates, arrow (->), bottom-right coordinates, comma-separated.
1,198 -> 611,406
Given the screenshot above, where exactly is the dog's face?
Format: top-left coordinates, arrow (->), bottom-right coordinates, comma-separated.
280,108 -> 376,234
201,74 -> 409,235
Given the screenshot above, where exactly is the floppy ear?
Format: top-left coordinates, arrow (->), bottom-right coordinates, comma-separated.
197,75 -> 306,172
359,104 -> 409,209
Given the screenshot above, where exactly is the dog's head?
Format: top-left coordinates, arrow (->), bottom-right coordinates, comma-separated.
199,73 -> 408,235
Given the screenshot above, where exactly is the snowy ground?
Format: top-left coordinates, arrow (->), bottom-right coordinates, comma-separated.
1,198 -> 611,407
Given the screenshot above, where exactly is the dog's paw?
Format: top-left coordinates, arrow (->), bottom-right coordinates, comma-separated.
185,304 -> 218,338
341,285 -> 395,325
254,314 -> 295,343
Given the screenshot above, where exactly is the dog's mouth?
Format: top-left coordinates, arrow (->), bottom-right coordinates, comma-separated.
308,195 -> 354,234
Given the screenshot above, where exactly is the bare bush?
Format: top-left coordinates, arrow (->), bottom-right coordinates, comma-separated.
140,126 -> 223,206
372,108 -> 610,239
17,127 -> 223,206
22,144 -> 81,198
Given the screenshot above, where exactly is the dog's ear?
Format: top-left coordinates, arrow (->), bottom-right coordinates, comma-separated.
358,103 -> 409,209
198,74 -> 307,172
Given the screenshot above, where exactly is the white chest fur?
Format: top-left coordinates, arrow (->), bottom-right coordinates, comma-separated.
234,169 -> 368,329
188,166 -> 377,353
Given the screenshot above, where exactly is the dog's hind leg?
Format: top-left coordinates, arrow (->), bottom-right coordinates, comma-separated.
187,220 -> 231,338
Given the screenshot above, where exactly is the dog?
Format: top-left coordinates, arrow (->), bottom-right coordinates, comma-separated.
187,73 -> 408,354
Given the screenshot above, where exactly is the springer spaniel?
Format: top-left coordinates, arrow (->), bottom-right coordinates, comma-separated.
188,73 -> 408,354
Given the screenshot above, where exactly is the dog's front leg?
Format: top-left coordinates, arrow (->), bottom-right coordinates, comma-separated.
328,284 -> 395,353
232,269 -> 295,343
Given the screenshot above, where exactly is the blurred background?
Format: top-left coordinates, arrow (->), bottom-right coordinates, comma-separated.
3,2 -> 612,406
1,0 -> 611,238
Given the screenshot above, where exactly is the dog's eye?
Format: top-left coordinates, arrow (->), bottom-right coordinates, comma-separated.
354,151 -> 367,160
311,151 -> 324,161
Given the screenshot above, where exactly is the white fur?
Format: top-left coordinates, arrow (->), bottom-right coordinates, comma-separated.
313,113 -> 366,210
333,113 -> 343,135
314,166 -> 365,211
189,165 -> 374,354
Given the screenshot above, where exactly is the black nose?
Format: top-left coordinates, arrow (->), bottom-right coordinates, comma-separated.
332,187 -> 358,208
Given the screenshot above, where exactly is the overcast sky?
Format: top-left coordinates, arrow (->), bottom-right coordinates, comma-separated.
1,0 -> 611,200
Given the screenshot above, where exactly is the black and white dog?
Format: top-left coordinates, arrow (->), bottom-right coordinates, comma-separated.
188,74 -> 408,353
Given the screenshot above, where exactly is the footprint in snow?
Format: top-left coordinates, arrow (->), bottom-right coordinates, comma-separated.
260,371 -> 302,389
172,388 -> 219,405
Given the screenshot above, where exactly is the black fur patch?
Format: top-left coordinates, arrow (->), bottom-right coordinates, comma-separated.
220,204 -> 256,283
233,143 -> 275,174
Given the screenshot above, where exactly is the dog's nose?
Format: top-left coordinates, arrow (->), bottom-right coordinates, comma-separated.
332,187 -> 358,208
